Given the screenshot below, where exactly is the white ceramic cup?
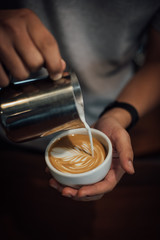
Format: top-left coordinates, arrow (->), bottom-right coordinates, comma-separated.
45,128 -> 112,188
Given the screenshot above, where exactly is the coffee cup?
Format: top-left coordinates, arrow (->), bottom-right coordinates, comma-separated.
45,128 -> 112,188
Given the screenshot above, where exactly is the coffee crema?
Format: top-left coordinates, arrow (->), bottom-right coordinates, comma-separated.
48,134 -> 106,174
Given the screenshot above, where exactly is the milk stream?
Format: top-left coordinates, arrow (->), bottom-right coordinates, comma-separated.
75,102 -> 94,156
72,79 -> 94,156
81,116 -> 94,156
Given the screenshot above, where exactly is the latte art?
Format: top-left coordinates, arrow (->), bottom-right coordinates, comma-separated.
48,134 -> 106,174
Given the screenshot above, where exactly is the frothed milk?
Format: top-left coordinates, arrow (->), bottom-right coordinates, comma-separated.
48,134 -> 106,174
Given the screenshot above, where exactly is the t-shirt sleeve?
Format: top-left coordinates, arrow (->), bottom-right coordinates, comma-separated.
151,7 -> 160,31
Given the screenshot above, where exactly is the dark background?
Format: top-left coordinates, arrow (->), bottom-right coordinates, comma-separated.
0,106 -> 160,240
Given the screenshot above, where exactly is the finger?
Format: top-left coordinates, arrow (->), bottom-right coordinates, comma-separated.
49,178 -> 79,198
49,178 -> 64,192
61,186 -> 78,198
27,17 -> 65,79
76,167 -> 125,197
45,167 -> 50,174
0,63 -> 10,87
73,194 -> 104,202
0,39 -> 29,80
61,59 -> 66,71
14,30 -> 44,73
112,128 -> 135,174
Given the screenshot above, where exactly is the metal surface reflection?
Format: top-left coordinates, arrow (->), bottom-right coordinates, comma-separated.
0,72 -> 85,142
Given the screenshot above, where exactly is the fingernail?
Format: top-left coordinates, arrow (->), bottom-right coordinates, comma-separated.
51,73 -> 62,81
128,160 -> 135,174
62,194 -> 72,198
50,184 -> 58,190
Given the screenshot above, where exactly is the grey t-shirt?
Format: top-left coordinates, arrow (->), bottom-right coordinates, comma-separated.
0,0 -> 160,150
11,0 -> 160,123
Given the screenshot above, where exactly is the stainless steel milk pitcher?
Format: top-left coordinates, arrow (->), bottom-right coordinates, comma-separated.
0,72 -> 85,142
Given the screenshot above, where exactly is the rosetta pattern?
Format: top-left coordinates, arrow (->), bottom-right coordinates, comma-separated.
49,134 -> 106,174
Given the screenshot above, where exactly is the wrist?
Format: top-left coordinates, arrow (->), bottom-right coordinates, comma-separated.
101,108 -> 132,129
99,101 -> 139,130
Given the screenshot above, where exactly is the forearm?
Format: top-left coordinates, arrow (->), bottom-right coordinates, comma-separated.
117,62 -> 160,117
103,28 -> 160,129
101,62 -> 160,129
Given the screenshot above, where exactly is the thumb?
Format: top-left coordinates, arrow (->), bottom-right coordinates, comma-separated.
112,128 -> 135,174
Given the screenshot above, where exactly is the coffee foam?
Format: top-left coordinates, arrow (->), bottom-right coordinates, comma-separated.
48,134 -> 106,174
